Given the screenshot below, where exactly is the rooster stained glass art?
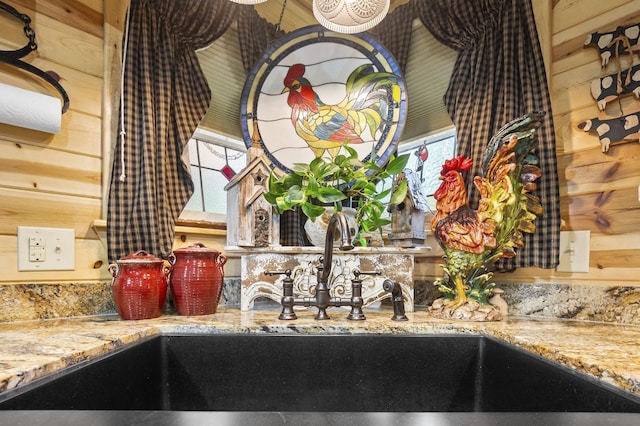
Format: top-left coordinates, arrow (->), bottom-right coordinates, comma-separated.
240,25 -> 407,176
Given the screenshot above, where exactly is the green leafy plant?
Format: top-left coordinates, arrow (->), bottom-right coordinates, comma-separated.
263,145 -> 410,245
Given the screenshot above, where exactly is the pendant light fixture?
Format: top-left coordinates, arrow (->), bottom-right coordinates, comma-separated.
229,0 -> 268,4
230,0 -> 389,34
312,0 -> 390,34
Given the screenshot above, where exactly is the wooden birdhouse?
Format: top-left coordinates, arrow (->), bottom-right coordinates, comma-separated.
224,155 -> 279,248
388,168 -> 430,248
224,124 -> 279,248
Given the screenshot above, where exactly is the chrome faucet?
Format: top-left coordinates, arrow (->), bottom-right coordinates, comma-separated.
266,211 -> 380,320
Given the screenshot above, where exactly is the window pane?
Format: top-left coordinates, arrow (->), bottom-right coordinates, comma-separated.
397,129 -> 457,211
184,165 -> 203,211
201,169 -> 228,214
198,141 -> 228,170
182,126 -> 454,221
228,149 -> 247,175
188,141 -> 200,165
372,129 -> 456,214
419,137 -> 456,196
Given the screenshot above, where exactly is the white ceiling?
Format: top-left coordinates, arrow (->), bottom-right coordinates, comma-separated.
197,0 -> 456,144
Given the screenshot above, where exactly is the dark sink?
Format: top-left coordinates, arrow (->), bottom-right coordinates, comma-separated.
1,334 -> 639,413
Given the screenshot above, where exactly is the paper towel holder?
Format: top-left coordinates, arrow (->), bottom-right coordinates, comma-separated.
0,1 -> 70,114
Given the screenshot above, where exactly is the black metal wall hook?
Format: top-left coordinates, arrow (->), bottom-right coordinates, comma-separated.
0,0 -> 70,113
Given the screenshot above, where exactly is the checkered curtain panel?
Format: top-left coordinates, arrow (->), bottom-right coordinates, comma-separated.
370,3 -> 415,72
107,0 -> 237,263
236,7 -> 285,73
416,0 -> 561,270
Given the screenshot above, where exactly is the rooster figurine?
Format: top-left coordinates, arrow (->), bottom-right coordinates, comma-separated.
429,112 -> 545,320
282,63 -> 401,158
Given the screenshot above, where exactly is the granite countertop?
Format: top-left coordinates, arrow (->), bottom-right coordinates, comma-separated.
1,308 -> 640,397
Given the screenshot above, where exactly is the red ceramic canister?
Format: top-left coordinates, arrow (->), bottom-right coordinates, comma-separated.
108,250 -> 170,320
168,243 -> 227,316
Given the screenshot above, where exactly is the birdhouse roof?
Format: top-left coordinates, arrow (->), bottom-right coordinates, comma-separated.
245,189 -> 267,208
223,156 -> 272,191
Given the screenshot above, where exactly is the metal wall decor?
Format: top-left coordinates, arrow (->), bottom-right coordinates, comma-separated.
0,1 -> 69,113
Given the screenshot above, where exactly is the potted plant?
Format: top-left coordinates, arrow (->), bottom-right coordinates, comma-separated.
263,145 -> 410,246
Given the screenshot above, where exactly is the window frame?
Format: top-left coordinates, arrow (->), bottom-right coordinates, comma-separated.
178,128 -> 247,228
395,125 -> 457,207
178,126 -> 456,228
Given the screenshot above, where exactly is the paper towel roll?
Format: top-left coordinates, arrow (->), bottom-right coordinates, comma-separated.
0,82 -> 62,134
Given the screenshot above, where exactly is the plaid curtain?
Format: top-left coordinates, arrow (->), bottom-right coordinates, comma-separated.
107,0 -> 237,263
369,2 -> 415,72
416,0 -> 561,270
236,7 -> 285,73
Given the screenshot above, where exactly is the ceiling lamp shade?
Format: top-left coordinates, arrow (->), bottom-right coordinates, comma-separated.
229,0 -> 268,4
313,0 -> 390,34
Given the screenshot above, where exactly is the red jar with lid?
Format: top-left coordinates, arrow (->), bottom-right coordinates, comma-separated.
168,243 -> 227,316
108,250 -> 170,320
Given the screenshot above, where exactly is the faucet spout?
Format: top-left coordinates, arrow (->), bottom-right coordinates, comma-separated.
321,211 -> 354,284
268,211 -> 369,321
310,211 -> 354,320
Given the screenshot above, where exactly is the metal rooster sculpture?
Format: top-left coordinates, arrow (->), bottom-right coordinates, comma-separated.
429,112 -> 545,321
282,63 -> 401,158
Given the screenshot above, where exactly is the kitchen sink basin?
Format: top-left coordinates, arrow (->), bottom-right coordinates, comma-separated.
1,334 -> 639,413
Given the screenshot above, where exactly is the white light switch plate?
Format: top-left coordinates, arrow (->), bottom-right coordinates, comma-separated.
17,226 -> 75,271
556,230 -> 590,273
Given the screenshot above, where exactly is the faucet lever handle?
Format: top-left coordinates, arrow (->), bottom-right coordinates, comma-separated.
265,269 -> 297,321
265,269 -> 292,278
353,269 -> 381,278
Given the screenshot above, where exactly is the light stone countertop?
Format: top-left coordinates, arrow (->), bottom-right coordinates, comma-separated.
1,308 -> 640,397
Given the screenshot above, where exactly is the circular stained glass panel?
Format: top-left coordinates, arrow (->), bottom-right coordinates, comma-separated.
240,25 -> 407,176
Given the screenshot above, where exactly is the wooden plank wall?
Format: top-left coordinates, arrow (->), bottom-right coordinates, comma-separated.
491,0 -> 640,285
0,0 -> 108,282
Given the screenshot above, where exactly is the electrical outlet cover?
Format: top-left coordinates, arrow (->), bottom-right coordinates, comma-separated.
556,230 -> 590,273
17,226 -> 75,271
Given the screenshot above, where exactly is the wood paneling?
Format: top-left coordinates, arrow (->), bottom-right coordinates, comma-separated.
35,14 -> 103,77
552,0 -> 634,34
9,0 -> 103,37
0,140 -> 101,197
0,0 -> 105,285
552,3 -> 640,72
0,188 -> 102,236
560,143 -> 640,196
562,188 -> 640,234
0,111 -> 102,157
0,235 -> 107,282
